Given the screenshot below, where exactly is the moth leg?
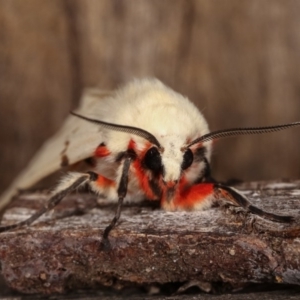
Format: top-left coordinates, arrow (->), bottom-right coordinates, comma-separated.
102,153 -> 133,241
174,182 -> 293,223
214,183 -> 294,223
0,172 -> 95,233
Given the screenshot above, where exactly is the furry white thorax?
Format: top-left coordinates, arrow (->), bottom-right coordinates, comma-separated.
93,79 -> 210,147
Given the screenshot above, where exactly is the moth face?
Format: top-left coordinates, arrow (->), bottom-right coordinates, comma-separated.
161,143 -> 183,185
143,136 -> 194,186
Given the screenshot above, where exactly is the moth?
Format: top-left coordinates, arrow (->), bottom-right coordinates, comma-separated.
0,78 -> 299,240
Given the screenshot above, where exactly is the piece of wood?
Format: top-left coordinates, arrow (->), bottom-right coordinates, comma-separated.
0,180 -> 300,295
1,288 -> 300,300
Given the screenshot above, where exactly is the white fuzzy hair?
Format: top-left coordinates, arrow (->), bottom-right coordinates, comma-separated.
93,78 -> 212,184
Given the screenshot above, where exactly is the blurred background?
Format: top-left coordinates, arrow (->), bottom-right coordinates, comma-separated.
0,0 -> 300,194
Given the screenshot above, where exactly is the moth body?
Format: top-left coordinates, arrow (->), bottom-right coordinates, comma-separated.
0,78 -> 298,237
81,79 -> 212,209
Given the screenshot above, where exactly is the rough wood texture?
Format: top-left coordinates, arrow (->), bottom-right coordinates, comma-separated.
1,289 -> 300,300
0,180 -> 300,295
1,0 -> 300,195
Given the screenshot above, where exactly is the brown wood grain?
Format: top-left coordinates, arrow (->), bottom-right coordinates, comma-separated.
1,0 -> 300,195
0,180 -> 300,294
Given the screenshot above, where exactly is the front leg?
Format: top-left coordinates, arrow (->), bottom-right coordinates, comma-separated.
102,153 -> 133,244
214,184 -> 294,223
173,182 -> 294,223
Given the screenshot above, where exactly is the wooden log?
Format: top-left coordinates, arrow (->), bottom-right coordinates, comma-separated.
0,180 -> 300,295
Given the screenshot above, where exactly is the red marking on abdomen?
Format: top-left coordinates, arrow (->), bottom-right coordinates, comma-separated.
173,183 -> 214,210
128,140 -> 157,200
96,175 -> 115,188
128,139 -> 136,150
132,159 -> 157,200
95,144 -> 111,157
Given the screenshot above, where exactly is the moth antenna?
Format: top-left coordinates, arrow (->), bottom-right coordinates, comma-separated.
71,111 -> 162,149
187,121 -> 300,148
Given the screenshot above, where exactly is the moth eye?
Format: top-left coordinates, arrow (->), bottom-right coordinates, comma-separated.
182,148 -> 194,170
144,147 -> 162,172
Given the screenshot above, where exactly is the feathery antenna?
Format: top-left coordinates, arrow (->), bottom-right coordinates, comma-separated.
71,112 -> 162,148
187,121 -> 300,148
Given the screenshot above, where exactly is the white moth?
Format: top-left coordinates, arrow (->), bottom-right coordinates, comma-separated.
0,78 -> 298,239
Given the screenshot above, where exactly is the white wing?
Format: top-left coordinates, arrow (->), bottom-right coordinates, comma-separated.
0,89 -> 112,211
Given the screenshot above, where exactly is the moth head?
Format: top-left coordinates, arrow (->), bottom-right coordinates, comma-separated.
142,140 -> 195,184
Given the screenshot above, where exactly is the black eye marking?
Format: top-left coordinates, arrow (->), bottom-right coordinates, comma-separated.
181,148 -> 194,170
143,147 -> 162,173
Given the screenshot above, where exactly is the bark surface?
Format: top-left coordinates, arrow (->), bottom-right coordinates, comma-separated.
0,180 -> 300,295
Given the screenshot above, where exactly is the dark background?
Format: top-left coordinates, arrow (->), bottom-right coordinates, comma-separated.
1,0 -> 300,195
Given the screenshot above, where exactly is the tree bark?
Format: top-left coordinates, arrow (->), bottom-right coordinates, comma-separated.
0,180 -> 300,295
